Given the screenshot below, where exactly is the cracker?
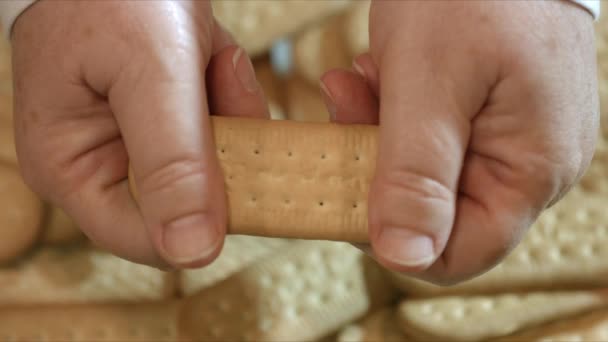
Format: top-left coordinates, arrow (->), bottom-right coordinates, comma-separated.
42,205 -> 84,244
180,235 -> 290,296
496,308 -> 608,342
286,75 -> 331,122
0,163 -> 43,264
344,0 -> 370,57
0,301 -> 180,342
179,241 -> 396,341
397,290 -> 608,342
389,191 -> 608,296
293,13 -> 351,86
212,0 -> 352,57
131,116 -> 377,242
337,308 -> 408,342
0,245 -> 175,304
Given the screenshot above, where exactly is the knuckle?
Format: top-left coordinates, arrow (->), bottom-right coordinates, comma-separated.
138,156 -> 209,197
381,168 -> 454,204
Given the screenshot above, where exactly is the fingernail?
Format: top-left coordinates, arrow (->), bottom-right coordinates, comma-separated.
377,227 -> 435,267
162,214 -> 219,264
353,60 -> 367,80
320,81 -> 337,121
233,48 -> 259,93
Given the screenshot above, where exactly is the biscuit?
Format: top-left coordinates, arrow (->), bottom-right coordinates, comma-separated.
337,308 -> 408,342
0,301 -> 180,342
0,162 -> 43,264
179,241 -> 396,341
212,0 -> 352,57
389,191 -> 608,296
293,13 -> 351,86
42,205 -> 84,244
397,290 -> 608,342
131,116 -> 377,242
344,0 -> 370,57
286,76 -> 331,122
0,245 -> 175,304
180,235 -> 289,296
496,308 -> 608,342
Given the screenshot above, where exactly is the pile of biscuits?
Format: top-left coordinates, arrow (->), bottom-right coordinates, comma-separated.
0,1 -> 607,340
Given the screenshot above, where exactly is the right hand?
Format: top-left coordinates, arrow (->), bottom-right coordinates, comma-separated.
11,1 -> 270,268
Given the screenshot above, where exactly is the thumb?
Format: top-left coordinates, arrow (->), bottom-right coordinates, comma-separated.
368,48 -> 486,274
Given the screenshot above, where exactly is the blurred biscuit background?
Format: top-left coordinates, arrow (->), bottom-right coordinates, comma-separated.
0,1 -> 607,340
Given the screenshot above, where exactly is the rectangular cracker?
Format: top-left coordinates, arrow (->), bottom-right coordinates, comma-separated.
180,235 -> 290,296
0,301 -> 180,342
496,308 -> 608,342
216,117 -> 376,242
389,191 -> 608,296
0,245 -> 175,304
397,290 -> 608,342
130,116 -> 378,242
179,241 -> 397,341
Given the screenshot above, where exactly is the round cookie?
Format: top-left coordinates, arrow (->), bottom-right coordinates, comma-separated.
0,162 -> 44,263
0,114 -> 17,165
43,206 -> 84,244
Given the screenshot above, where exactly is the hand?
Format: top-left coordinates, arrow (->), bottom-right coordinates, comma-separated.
321,0 -> 599,284
11,1 -> 270,268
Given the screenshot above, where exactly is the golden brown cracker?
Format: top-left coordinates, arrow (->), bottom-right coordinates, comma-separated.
397,290 -> 608,341
180,235 -> 289,296
0,301 -> 180,342
0,245 -> 175,304
496,308 -> 608,342
180,241 -> 395,341
131,116 -> 377,242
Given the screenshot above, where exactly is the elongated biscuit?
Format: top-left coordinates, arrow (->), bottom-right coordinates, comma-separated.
130,116 -> 377,242
0,245 -> 175,304
0,301 -> 180,342
0,162 -> 43,264
389,191 -> 608,296
398,290 -> 608,342
179,241 -> 396,341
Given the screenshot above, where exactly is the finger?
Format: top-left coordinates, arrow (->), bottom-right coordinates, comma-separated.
368,43 -> 485,275
206,45 -> 269,118
352,53 -> 379,97
319,69 -> 378,124
110,26 -> 225,269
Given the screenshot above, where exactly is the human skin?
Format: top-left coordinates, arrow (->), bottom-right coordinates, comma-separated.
10,0 -> 599,284
321,0 -> 599,283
